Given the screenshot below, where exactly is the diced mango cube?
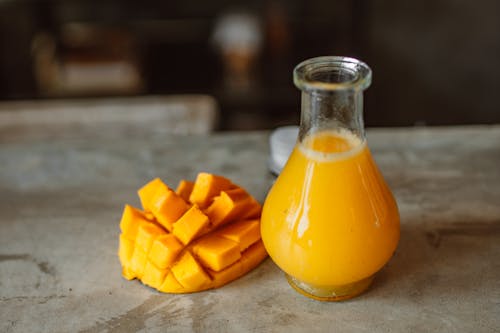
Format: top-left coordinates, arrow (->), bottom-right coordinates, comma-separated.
207,261 -> 244,288
144,211 -> 156,221
218,219 -> 261,251
173,205 -> 209,245
152,190 -> 190,231
138,178 -> 168,212
122,266 -> 136,280
176,180 -> 194,202
142,261 -> 168,289
130,248 -> 148,279
189,173 -> 233,208
193,235 -> 241,272
205,188 -> 257,227
135,222 -> 166,253
158,271 -> 184,293
240,240 -> 267,271
149,234 -> 183,269
118,234 -> 135,266
171,251 -> 211,290
119,204 -> 150,240
240,198 -> 262,220
204,191 -> 237,226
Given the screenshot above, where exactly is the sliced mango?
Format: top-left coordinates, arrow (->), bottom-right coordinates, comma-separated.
142,261 -> 168,289
218,219 -> 261,251
129,247 -> 148,279
135,222 -> 165,253
117,173 -> 267,294
207,260 -> 244,288
171,251 -> 211,290
119,204 -> 150,240
159,272 -> 184,293
173,205 -> 209,245
149,234 -> 183,269
205,188 -> 261,227
118,234 -> 135,266
189,173 -> 233,208
151,189 -> 189,232
137,178 -> 166,212
176,180 -> 194,202
207,242 -> 267,288
122,266 -> 136,281
240,240 -> 268,271
192,235 -> 241,272
240,197 -> 262,220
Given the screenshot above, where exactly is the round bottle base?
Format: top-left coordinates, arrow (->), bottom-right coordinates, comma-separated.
286,274 -> 374,301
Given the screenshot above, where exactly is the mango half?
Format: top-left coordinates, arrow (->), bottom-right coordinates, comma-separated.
118,173 -> 267,293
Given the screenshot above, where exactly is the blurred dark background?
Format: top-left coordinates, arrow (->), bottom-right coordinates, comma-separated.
0,0 -> 499,130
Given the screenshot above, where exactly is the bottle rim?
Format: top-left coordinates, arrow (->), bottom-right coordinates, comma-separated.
293,56 -> 372,92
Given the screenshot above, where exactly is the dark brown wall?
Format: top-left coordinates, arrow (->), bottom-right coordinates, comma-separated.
0,0 -> 499,129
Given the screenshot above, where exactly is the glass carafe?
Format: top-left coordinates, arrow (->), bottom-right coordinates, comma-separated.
261,56 -> 400,301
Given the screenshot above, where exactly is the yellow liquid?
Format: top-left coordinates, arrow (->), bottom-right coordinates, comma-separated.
261,130 -> 400,293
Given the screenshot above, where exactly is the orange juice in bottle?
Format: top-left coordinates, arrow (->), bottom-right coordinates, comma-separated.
261,57 -> 400,301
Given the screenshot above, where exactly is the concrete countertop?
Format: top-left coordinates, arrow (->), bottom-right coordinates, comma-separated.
1,126 -> 499,332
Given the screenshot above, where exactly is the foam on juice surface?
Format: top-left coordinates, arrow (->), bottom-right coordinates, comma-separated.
298,129 -> 365,162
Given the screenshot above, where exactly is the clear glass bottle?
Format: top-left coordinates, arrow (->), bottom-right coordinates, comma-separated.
261,56 -> 400,301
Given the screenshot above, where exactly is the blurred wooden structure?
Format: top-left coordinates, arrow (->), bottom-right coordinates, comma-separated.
0,95 -> 218,141
0,1 -> 499,129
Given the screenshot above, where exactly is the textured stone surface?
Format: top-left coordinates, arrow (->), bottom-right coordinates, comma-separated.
0,126 -> 499,332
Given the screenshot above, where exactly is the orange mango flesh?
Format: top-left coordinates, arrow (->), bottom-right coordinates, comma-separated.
171,251 -> 212,290
172,205 -> 209,245
137,178 -> 166,212
192,236 -> 241,272
118,234 -> 134,276
176,180 -> 195,202
149,234 -> 183,269
118,173 -> 267,293
142,261 -> 168,289
119,205 -> 150,240
153,191 -> 189,231
136,223 -> 165,253
205,188 -> 261,227
217,219 -> 261,252
189,173 -> 234,208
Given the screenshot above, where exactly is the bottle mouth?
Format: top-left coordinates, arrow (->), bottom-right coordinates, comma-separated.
294,56 -> 372,92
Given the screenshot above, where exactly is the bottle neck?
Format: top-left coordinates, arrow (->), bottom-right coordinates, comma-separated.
293,56 -> 371,144
299,89 -> 365,143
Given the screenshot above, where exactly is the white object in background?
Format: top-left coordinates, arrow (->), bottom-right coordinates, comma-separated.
212,12 -> 262,55
269,126 -> 299,175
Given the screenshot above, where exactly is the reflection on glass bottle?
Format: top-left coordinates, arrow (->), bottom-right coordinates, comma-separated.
261,56 -> 400,301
